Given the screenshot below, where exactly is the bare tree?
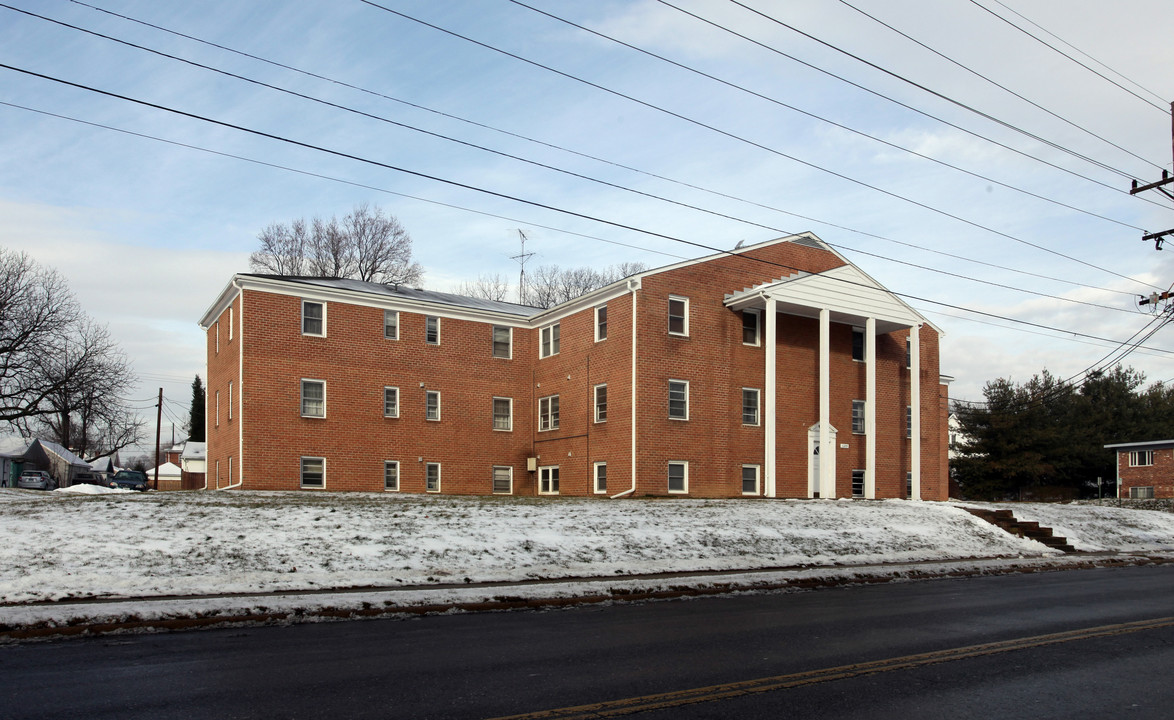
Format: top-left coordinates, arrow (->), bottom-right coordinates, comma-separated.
520,262 -> 648,308
248,219 -> 308,276
347,203 -> 423,285
249,204 -> 423,286
455,273 -> 513,302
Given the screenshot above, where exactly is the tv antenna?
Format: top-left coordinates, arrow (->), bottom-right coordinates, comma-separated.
510,229 -> 535,304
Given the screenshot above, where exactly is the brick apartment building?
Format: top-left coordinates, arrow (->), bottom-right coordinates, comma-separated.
1104,439 -> 1174,499
198,233 -> 950,499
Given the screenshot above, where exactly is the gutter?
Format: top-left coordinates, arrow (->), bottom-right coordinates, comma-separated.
611,278 -> 641,499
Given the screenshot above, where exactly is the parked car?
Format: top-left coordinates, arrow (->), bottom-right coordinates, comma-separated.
109,470 -> 150,492
16,470 -> 56,491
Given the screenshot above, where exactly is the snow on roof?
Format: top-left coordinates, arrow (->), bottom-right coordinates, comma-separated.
34,439 -> 90,468
148,462 -> 182,475
180,442 -> 206,460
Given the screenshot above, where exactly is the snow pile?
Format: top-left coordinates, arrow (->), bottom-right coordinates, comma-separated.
54,484 -> 129,495
0,490 -> 1117,604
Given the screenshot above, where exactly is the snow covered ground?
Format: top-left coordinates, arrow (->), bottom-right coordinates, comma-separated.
1,488 -> 1172,636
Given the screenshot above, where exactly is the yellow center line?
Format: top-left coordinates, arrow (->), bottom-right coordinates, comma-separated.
488,616 -> 1174,719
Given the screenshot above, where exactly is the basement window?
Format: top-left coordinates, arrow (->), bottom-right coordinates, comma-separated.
1130,486 -> 1154,499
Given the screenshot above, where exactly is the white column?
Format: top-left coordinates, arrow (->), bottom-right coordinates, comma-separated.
865,317 -> 876,499
764,298 -> 777,498
819,308 -> 833,499
910,323 -> 922,500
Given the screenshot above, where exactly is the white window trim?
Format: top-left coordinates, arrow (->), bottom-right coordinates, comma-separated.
425,462 -> 441,493
851,469 -> 865,498
425,316 -> 440,345
593,461 -> 607,495
741,464 -> 761,496
539,394 -> 559,432
301,379 -> 326,419
215,390 -> 220,427
300,456 -> 325,489
669,379 -> 689,421
538,465 -> 560,495
492,465 -> 513,495
426,390 -> 441,422
493,397 -> 513,432
1129,450 -> 1154,467
384,386 -> 399,418
851,399 -> 865,435
302,300 -> 325,337
667,461 -> 689,494
228,381 -> 233,420
229,307 -> 234,341
215,321 -> 220,354
668,295 -> 689,337
384,310 -> 399,340
742,309 -> 760,346
492,326 -> 513,359
742,388 -> 760,426
384,460 -> 400,492
540,322 -> 560,358
594,384 -> 607,423
595,305 -> 607,342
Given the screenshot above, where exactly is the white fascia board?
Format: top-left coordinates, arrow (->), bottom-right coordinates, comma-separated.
198,277 -> 243,329
528,279 -> 638,326
1104,439 -> 1174,451
231,276 -> 536,327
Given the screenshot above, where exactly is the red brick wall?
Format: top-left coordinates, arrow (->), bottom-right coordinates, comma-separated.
205,239 -> 948,499
1116,449 -> 1174,498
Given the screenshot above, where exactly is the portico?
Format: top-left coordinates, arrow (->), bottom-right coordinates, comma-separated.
724,264 -> 931,500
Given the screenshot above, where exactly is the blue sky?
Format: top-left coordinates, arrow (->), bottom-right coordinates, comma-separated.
2,0 -> 1173,448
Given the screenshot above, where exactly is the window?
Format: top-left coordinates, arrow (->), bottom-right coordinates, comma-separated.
301,380 -> 325,418
594,462 -> 607,494
852,470 -> 865,498
742,388 -> 760,426
493,397 -> 512,431
852,327 -> 864,361
906,338 -> 912,369
539,395 -> 560,431
539,466 -> 560,495
594,384 -> 607,423
540,322 -> 560,358
301,457 -> 324,488
228,456 -> 232,485
906,472 -> 913,499
595,305 -> 608,341
302,301 -> 324,336
425,316 -> 440,345
383,387 -> 399,418
668,296 -> 689,336
215,390 -> 220,427
742,465 -> 760,495
492,326 -> 512,358
228,381 -> 233,420
907,406 -> 913,439
1130,450 -> 1154,467
426,463 -> 441,492
228,307 -> 233,341
667,461 -> 688,494
669,380 -> 689,420
851,400 -> 865,434
215,322 -> 220,353
384,461 -> 399,491
426,390 -> 441,421
384,310 -> 399,340
742,310 -> 760,345
493,466 -> 512,494
1130,486 -> 1155,499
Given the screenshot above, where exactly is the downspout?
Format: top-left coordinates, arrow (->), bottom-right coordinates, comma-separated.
612,278 -> 640,498
221,279 -> 244,490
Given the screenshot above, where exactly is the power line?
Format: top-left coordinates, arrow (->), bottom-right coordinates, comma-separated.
33,1 -> 1152,298
356,0 -> 1162,292
1,92 -> 1158,345
972,0 -> 1171,115
507,0 -> 1143,233
836,0 -> 1159,173
724,0 -> 1164,177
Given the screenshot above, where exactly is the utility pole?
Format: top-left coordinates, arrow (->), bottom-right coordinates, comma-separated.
1129,101 -> 1174,249
154,388 -> 162,490
510,229 -> 535,304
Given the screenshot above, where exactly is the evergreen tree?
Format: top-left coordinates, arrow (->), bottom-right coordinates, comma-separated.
187,375 -> 206,442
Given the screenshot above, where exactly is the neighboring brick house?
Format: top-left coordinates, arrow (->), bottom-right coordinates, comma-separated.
1104,439 -> 1174,499
198,234 -> 950,499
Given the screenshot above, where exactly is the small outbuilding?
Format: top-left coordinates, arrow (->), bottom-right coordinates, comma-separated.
1104,439 -> 1174,499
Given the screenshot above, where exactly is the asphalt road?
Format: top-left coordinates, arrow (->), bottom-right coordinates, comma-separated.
2,564 -> 1173,719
